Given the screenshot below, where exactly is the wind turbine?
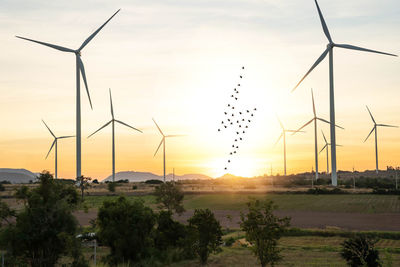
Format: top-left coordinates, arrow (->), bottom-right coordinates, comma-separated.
88,89 -> 142,182
275,117 -> 302,176
17,9 -> 121,179
292,0 -> 397,186
153,118 -> 183,182
293,89 -> 343,180
319,130 -> 342,174
364,106 -> 398,173
42,120 -> 74,179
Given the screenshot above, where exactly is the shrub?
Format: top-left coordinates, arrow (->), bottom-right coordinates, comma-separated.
132,185 -> 138,190
0,184 -> 5,192
0,171 -> 86,266
154,181 -> 185,214
225,237 -> 235,247
145,179 -> 164,184
92,179 -> 99,184
188,209 -> 223,265
341,235 -> 381,267
97,196 -> 156,265
107,182 -> 116,192
240,199 -> 291,267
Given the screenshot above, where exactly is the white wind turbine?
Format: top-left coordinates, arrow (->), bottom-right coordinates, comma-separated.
88,89 -> 142,182
293,89 -> 343,180
275,117 -> 302,176
364,106 -> 398,173
17,9 -> 121,179
42,120 -> 74,179
319,130 -> 342,174
292,0 -> 397,186
153,118 -> 183,183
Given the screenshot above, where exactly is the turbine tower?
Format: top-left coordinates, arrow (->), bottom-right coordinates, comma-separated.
364,106 -> 398,173
293,89 -> 343,180
42,120 -> 74,179
319,130 -> 342,174
292,0 -> 397,186
275,117 -> 302,176
153,118 -> 183,182
17,9 -> 121,179
88,89 -> 142,182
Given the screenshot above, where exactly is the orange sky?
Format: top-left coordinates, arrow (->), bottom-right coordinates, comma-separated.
0,0 -> 399,179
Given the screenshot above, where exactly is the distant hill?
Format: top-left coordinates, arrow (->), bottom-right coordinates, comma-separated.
102,171 -> 213,182
0,168 -> 37,184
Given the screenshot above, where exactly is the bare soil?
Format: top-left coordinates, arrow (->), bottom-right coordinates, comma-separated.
74,209 -> 400,231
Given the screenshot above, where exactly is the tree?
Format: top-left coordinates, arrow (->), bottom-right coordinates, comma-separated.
97,196 -> 156,265
341,235 -> 381,267
188,209 -> 223,265
0,171 -> 87,267
240,199 -> 290,267
76,175 -> 91,200
154,181 -> 185,214
107,182 -> 116,192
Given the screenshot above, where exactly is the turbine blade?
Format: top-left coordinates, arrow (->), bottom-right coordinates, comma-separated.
154,138 -> 164,157
314,0 -> 333,43
292,48 -> 329,92
58,135 -> 75,139
293,119 -> 314,135
377,124 -> 398,128
335,44 -> 397,57
274,133 -> 283,146
152,118 -> 164,136
165,135 -> 185,138
321,130 -> 327,143
42,120 -> 55,138
277,116 -> 284,130
115,119 -> 142,133
45,139 -> 56,159
364,126 -> 375,142
15,36 -> 75,53
311,89 -> 316,116
317,117 -> 344,129
77,56 -> 93,110
109,88 -> 114,119
319,144 -> 327,154
87,120 -> 112,138
78,9 -> 121,51
366,106 -> 375,124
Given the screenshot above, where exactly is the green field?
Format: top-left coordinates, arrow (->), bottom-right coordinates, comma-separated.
83,193 -> 400,214
80,235 -> 400,267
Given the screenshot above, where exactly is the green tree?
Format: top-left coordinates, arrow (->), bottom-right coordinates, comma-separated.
154,181 -> 185,214
107,181 -> 116,192
97,196 -> 156,265
0,171 -> 87,267
76,175 -> 91,200
341,235 -> 381,267
188,208 -> 223,265
240,199 -> 290,267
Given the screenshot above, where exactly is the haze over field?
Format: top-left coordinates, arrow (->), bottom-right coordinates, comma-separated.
0,0 -> 399,180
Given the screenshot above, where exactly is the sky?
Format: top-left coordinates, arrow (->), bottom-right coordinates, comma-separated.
0,0 -> 399,179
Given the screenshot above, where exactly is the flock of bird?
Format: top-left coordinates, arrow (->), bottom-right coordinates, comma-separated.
217,67 -> 257,171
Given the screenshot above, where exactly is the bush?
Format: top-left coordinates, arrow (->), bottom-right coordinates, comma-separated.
240,199 -> 291,267
107,182 -> 116,192
306,187 -> 347,194
225,237 -> 235,247
116,179 -> 129,183
0,184 -> 5,192
188,209 -> 223,265
132,185 -> 138,190
0,171 -> 87,266
154,181 -> 185,214
341,235 -> 381,267
145,179 -> 163,184
97,196 -> 156,265
92,179 -> 99,184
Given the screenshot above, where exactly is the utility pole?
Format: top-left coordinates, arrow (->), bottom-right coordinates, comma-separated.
173,168 -> 175,182
352,166 -> 355,191
311,166 -> 314,188
93,239 -> 97,266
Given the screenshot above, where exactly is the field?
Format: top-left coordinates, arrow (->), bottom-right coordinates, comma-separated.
80,234 -> 400,266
